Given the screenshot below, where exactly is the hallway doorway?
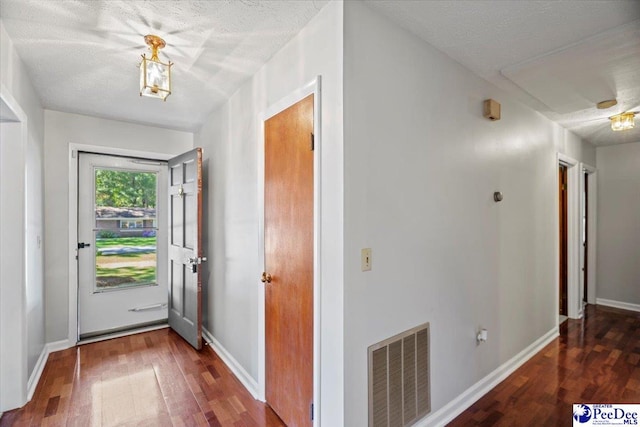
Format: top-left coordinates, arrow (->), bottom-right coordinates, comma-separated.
557,154 -> 596,320
559,164 -> 568,316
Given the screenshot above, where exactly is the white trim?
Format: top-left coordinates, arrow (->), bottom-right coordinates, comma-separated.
68,143 -> 173,346
557,153 -> 582,320
581,164 -> 597,305
596,298 -> 640,313
257,77 -> 322,425
46,339 -> 72,353
418,327 -> 559,427
27,346 -> 47,401
0,83 -> 28,412
202,328 -> 260,400
26,339 -> 72,402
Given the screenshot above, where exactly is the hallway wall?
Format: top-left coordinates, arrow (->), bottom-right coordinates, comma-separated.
195,1 -> 344,423
0,19 -> 46,395
343,3 -> 595,424
596,141 -> 640,307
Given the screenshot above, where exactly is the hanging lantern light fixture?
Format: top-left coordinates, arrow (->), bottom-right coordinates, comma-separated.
139,35 -> 172,101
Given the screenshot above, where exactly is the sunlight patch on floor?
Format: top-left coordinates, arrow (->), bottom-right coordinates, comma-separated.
92,366 -> 170,426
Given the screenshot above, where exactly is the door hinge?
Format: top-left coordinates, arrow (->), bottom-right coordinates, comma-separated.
310,133 -> 315,151
310,403 -> 314,421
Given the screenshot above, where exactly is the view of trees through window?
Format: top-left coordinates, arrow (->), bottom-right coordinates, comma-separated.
95,169 -> 156,208
94,169 -> 158,291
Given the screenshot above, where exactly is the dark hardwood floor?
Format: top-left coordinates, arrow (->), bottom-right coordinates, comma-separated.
0,328 -> 285,426
450,304 -> 640,426
1,304 -> 638,426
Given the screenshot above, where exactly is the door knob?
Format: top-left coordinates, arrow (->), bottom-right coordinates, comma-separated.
261,272 -> 272,283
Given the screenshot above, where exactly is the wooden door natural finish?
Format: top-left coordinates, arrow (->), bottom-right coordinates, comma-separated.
168,148 -> 203,350
559,164 -> 568,316
264,94 -> 314,427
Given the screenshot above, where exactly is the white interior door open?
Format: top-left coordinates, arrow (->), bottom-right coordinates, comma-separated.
167,148 -> 204,350
78,152 -> 168,339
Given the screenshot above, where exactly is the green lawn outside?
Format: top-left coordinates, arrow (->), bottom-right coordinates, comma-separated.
95,236 -> 157,249
96,266 -> 156,284
95,236 -> 157,289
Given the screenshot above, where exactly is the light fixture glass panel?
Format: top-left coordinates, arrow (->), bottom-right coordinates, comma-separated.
139,55 -> 172,101
610,112 -> 635,132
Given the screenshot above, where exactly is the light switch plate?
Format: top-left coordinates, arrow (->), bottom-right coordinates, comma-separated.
361,248 -> 372,271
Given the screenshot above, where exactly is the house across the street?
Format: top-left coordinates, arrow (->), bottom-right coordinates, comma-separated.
95,206 -> 156,237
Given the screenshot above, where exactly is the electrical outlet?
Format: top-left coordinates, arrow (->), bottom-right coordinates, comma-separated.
361,248 -> 372,271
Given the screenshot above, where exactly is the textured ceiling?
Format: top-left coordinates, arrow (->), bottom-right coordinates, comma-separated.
2,1 -> 640,144
0,0 -> 327,131
366,1 -> 640,146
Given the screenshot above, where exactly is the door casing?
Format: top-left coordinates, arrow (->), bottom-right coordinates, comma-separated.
557,153 -> 595,320
581,164 -> 597,305
68,144 -> 173,345
257,77 -> 322,426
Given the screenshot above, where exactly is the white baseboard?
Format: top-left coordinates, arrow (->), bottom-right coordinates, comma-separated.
202,328 -> 260,400
596,298 -> 640,313
27,346 -> 48,401
46,339 -> 72,353
418,327 -> 559,427
26,339 -> 73,402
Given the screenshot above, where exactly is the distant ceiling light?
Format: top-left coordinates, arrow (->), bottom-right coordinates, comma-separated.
596,99 -> 617,109
610,112 -> 635,132
139,35 -> 172,101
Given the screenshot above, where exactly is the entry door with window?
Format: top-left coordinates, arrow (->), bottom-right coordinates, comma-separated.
78,153 -> 168,339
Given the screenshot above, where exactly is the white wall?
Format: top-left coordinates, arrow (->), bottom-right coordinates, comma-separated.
556,130 -> 596,167
195,1 -> 344,424
43,110 -> 193,342
343,3 -> 595,425
1,19 -> 46,407
596,142 -> 640,306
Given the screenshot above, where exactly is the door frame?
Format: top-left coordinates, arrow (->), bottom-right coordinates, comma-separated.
0,83 -> 28,412
68,144 -> 173,345
557,153 -> 582,319
257,77 -> 322,425
580,163 -> 597,305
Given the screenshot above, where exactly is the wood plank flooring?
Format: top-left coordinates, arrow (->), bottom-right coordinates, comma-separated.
0,329 -> 285,426
1,304 -> 638,426
450,304 -> 640,426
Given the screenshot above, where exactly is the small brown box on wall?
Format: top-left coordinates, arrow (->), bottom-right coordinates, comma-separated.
483,99 -> 501,121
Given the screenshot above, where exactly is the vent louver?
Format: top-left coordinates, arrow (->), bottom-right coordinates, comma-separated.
369,323 -> 430,427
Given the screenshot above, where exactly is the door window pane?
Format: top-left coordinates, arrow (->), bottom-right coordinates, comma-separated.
94,169 -> 158,291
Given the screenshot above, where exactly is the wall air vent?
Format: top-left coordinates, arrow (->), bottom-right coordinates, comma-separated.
368,323 -> 430,427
